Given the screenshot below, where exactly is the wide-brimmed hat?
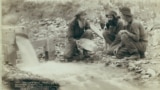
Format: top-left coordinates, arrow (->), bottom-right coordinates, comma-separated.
119,7 -> 132,16
75,10 -> 87,18
106,10 -> 117,18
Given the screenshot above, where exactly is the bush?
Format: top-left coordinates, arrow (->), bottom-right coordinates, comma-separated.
2,0 -> 160,25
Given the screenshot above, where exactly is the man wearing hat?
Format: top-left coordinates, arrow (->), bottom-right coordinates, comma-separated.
64,10 -> 93,61
114,7 -> 147,60
102,10 -> 123,55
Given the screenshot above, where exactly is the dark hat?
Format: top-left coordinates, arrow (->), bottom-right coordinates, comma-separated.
119,7 -> 132,16
106,10 -> 117,17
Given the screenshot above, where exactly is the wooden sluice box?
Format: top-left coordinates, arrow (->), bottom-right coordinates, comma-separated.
2,26 -> 60,90
2,26 -> 18,66
2,26 -> 29,65
31,38 -> 56,60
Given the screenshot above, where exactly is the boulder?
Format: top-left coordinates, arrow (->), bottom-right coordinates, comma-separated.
145,68 -> 156,77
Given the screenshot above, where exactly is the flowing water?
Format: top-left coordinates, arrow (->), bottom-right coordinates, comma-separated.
16,35 -> 39,67
15,35 -> 139,90
20,61 -> 140,90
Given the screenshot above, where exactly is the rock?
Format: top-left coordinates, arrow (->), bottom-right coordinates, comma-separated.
141,70 -> 146,75
115,63 -> 122,67
145,68 -> 156,77
148,29 -> 160,46
133,75 -> 141,80
134,60 -> 150,65
135,68 -> 143,73
158,73 -> 160,77
141,75 -> 150,79
111,56 -> 117,59
105,60 -> 111,66
128,63 -> 136,71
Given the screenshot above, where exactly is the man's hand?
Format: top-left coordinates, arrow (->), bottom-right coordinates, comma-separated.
113,43 -> 122,55
118,30 -> 128,35
113,46 -> 119,55
68,37 -> 76,42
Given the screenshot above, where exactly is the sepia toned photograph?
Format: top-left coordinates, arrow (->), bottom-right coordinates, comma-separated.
1,0 -> 160,90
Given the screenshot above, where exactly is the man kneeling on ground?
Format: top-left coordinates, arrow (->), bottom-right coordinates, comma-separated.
102,10 -> 123,55
64,10 -> 93,61
114,7 -> 147,60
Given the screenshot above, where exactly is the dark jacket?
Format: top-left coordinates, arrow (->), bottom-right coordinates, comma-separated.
67,18 -> 91,40
107,19 -> 124,46
106,19 -> 123,35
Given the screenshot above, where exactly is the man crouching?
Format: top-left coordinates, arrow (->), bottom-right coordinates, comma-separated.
102,10 -> 123,55
64,10 -> 93,61
114,7 -> 147,60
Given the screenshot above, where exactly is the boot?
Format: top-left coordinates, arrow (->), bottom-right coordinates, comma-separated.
45,51 -> 49,61
83,49 -> 90,58
73,49 -> 81,56
125,52 -> 140,60
140,52 -> 145,58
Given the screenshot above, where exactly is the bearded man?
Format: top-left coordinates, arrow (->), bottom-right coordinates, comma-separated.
64,11 -> 93,61
102,10 -> 123,55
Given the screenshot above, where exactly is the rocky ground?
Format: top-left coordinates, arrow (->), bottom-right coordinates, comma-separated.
2,0 -> 160,90
2,17 -> 160,90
